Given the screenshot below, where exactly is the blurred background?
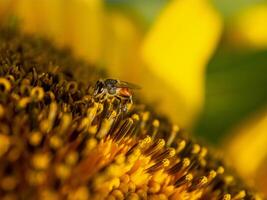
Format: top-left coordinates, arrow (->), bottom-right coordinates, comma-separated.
0,0 -> 267,195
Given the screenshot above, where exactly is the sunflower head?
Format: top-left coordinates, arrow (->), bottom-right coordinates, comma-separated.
0,27 -> 263,200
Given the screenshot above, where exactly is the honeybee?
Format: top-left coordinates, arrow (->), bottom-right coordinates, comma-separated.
93,79 -> 140,112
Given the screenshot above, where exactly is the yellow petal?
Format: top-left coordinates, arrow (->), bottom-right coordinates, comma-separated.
13,0 -> 104,64
142,0 -> 222,126
226,110 -> 267,179
0,0 -> 16,22
102,11 -> 143,79
227,3 -> 267,49
64,0 -> 104,63
13,0 -> 65,45
13,0 -> 38,33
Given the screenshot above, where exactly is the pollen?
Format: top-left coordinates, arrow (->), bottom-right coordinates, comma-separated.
0,78 -> 11,93
0,134 -> 10,157
32,153 -> 51,170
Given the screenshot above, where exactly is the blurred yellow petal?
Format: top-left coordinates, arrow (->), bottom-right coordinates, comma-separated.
227,3 -> 267,49
0,0 -> 15,22
103,11 -> 143,80
142,0 -> 222,127
15,0 -> 66,46
14,0 -> 37,33
64,0 -> 104,63
226,110 -> 267,181
14,0 -> 104,63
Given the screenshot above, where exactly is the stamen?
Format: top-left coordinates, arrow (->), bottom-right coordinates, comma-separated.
168,157 -> 191,174
167,125 -> 179,146
174,173 -> 193,187
151,119 -> 160,139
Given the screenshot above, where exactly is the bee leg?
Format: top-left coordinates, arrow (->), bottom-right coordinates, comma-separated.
120,101 -> 128,113
122,96 -> 133,113
113,96 -> 124,113
94,93 -> 105,103
126,96 -> 133,109
122,105 -> 128,113
128,96 -> 133,105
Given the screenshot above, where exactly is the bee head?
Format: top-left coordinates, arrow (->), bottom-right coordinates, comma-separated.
105,79 -> 117,95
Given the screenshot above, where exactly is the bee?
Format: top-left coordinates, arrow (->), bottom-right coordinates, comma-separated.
93,78 -> 140,112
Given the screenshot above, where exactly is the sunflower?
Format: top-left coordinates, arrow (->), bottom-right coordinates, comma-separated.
0,26 -> 262,200
0,0 -> 267,199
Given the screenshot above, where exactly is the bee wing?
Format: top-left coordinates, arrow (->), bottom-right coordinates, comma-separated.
115,81 -> 141,90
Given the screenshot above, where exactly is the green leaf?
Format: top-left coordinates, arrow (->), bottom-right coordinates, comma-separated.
195,49 -> 267,145
212,0 -> 267,17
